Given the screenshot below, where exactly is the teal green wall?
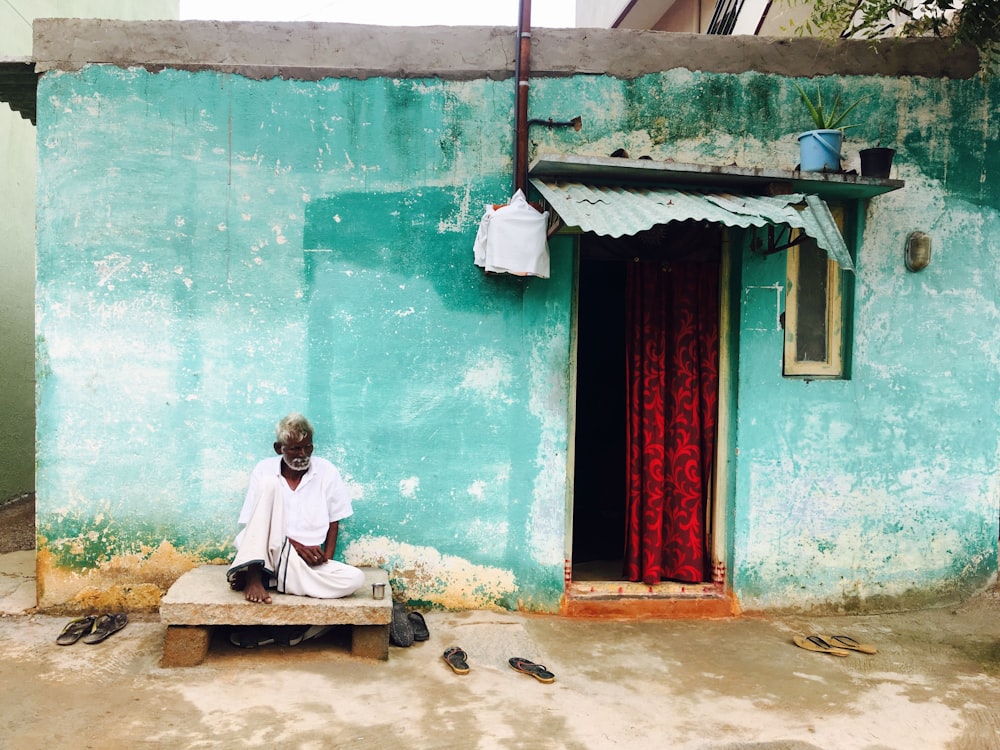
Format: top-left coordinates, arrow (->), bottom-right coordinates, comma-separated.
36,68 -> 574,610
35,65 -> 1000,612
733,195 -> 1000,611
725,75 -> 1000,610
0,1 -> 179,505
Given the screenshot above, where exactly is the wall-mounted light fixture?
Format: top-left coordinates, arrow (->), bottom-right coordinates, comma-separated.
905,231 -> 931,272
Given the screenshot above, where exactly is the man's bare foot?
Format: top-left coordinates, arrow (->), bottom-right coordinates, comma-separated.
244,565 -> 272,604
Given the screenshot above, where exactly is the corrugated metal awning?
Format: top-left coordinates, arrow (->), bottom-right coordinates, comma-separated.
529,178 -> 855,272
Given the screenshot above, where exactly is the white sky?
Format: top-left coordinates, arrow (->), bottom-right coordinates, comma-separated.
179,0 -> 577,27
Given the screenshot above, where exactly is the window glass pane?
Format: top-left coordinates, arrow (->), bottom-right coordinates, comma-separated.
794,239 -> 829,363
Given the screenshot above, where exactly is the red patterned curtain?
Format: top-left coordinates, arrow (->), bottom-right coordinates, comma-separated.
624,260 -> 720,584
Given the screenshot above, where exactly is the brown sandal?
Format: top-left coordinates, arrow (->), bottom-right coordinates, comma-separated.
793,635 -> 850,657
822,634 -> 877,654
442,646 -> 470,674
509,657 -> 556,683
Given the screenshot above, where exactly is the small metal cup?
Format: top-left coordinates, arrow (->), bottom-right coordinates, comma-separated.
372,582 -> 386,600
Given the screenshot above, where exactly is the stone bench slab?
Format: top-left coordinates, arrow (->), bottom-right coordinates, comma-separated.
161,565 -> 392,625
159,564 -> 392,666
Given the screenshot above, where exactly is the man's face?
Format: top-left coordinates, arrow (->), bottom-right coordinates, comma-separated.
276,436 -> 313,472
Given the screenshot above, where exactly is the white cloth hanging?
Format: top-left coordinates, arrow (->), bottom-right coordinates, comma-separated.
473,189 -> 550,278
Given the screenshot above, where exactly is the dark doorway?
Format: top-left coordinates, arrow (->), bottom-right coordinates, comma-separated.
571,246 -> 627,576
571,222 -> 723,583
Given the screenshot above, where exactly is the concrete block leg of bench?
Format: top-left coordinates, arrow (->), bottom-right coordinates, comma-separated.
161,625 -> 213,668
352,623 -> 389,660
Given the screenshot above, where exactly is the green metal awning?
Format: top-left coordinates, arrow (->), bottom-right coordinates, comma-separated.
529,178 -> 855,272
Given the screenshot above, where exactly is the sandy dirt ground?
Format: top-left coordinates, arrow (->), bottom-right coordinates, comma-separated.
2,498 -> 999,749
0,600 -> 999,749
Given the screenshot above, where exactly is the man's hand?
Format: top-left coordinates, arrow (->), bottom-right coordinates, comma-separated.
288,537 -> 326,566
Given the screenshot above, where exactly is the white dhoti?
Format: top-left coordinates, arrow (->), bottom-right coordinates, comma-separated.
227,475 -> 365,599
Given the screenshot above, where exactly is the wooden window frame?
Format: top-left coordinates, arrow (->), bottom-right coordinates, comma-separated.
783,208 -> 846,378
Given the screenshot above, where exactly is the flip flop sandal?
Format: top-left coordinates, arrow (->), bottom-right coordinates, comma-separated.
793,635 -> 850,657
228,625 -> 307,648
229,627 -> 276,649
442,646 -> 470,675
293,625 -> 331,645
82,613 -> 128,644
56,615 -> 96,646
508,657 -> 556,683
823,634 -> 878,654
408,611 -> 430,642
275,625 -> 311,646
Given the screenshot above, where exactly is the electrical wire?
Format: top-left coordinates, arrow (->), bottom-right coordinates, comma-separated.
2,0 -> 31,29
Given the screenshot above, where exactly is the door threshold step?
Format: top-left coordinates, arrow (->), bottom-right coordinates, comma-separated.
562,587 -> 737,619
568,580 -> 722,599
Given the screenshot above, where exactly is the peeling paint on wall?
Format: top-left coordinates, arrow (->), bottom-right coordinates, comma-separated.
343,535 -> 518,610
733,152 -> 1000,610
33,59 -> 1000,616
36,542 -> 202,612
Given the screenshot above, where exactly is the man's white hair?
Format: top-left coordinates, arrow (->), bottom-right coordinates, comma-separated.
276,413 -> 314,445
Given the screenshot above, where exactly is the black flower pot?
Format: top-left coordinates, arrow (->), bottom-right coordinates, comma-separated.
860,147 -> 895,178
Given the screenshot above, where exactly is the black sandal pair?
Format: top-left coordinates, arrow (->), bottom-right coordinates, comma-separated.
56,613 -> 129,645
389,601 -> 430,647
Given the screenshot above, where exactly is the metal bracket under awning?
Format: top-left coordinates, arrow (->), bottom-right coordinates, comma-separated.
529,177 -> 856,272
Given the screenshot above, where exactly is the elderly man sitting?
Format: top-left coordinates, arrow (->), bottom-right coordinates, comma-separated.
227,413 -> 365,646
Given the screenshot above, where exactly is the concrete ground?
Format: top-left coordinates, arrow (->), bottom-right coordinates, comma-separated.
2,544 -> 1000,750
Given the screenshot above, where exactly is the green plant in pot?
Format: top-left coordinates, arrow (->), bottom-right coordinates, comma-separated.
794,83 -> 866,173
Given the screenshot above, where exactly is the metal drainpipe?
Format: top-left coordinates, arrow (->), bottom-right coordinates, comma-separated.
514,0 -> 531,195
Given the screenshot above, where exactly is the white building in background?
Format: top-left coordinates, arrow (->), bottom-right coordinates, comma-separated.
577,0 -> 801,34
576,0 -> 944,36
0,1 -> 180,503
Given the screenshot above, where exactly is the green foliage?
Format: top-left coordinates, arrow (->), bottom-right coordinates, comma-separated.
793,82 -> 866,129
779,0 -> 1000,69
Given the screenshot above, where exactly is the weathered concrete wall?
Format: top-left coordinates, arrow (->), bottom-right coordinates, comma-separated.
736,188 -> 1000,612
32,21 -> 999,614
0,4 -> 178,506
34,62 -> 576,612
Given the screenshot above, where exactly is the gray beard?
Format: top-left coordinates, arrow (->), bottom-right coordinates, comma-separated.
282,455 -> 311,472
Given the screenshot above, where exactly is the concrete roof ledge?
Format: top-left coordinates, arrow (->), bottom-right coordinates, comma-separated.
31,18 -> 981,81
33,19 -> 523,81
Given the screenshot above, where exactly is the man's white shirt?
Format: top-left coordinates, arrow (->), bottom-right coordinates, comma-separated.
236,456 -> 353,547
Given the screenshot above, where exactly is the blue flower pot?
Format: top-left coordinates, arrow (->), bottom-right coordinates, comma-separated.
798,129 -> 843,172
